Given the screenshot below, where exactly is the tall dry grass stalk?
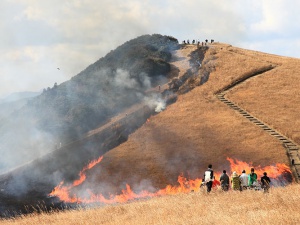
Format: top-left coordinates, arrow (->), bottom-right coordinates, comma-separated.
2,184 -> 300,225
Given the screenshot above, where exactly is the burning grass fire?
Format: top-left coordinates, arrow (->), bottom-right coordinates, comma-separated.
49,157 -> 292,204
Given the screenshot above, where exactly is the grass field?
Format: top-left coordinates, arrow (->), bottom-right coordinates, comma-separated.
2,184 -> 300,225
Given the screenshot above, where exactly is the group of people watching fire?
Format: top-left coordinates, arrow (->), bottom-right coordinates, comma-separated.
203,164 -> 271,193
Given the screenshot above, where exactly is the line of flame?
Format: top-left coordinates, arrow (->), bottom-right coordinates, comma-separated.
49,157 -> 291,204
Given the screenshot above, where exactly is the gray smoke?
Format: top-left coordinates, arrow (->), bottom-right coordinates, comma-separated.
0,66 -> 168,175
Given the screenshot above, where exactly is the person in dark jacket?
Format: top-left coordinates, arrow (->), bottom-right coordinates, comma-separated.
203,164 -> 214,193
261,172 -> 271,193
220,170 -> 229,191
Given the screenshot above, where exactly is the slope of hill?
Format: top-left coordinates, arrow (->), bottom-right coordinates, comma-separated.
75,43 -> 296,197
0,34 -> 179,173
0,38 -> 299,218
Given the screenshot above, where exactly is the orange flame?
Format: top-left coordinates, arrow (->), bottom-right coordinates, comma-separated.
226,157 -> 291,178
50,156 -> 103,202
49,157 -> 291,204
73,156 -> 103,186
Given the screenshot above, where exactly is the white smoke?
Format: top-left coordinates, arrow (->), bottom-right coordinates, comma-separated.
143,93 -> 166,113
154,99 -> 166,113
113,68 -> 167,113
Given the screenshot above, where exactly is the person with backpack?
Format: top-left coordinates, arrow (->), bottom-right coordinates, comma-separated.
203,164 -> 214,193
261,172 -> 271,193
248,168 -> 258,188
231,171 -> 241,191
220,170 -> 229,191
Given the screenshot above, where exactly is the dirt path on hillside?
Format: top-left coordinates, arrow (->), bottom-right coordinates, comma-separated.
170,45 -> 197,75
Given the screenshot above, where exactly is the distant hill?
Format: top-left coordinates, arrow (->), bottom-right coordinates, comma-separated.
0,98 -> 29,121
0,92 -> 41,121
0,91 -> 40,104
0,34 -> 179,172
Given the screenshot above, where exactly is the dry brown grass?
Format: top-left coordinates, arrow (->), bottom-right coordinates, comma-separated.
90,43 -> 291,194
225,47 -> 300,144
2,184 -> 300,225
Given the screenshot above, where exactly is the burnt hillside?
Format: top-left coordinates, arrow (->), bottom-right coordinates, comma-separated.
0,34 -> 179,173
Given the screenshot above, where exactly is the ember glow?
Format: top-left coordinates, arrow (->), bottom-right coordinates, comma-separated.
49,157 -> 292,204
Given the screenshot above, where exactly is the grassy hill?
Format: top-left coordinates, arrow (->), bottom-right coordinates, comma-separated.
74,43 -> 297,197
0,37 -> 300,223
0,34 -> 179,173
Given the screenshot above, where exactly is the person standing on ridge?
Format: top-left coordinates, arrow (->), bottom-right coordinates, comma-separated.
220,170 -> 229,191
239,170 -> 249,190
203,164 -> 214,193
248,168 -> 258,188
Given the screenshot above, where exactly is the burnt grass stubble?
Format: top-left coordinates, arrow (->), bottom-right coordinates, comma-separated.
0,46 -> 209,218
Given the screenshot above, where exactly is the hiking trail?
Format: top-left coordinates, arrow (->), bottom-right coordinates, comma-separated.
215,68 -> 300,181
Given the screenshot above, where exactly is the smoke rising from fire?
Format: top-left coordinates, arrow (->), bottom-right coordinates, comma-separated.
0,64 -> 169,175
0,35 -> 179,206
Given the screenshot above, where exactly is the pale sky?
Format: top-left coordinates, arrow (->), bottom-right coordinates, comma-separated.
1,0 -> 299,98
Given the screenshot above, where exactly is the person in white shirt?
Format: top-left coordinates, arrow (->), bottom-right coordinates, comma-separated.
203,164 -> 214,193
239,170 -> 249,190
